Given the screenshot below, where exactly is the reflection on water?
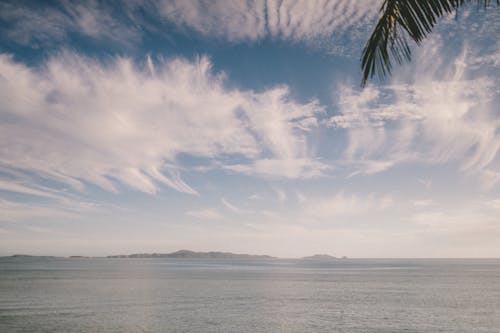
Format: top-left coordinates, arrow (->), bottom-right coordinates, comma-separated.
1,258 -> 500,332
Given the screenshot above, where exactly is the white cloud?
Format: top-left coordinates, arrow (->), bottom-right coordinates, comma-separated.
221,197 -> 246,214
273,188 -> 287,203
485,199 -> 500,211
156,0 -> 380,55
478,169 -> 500,190
225,158 -> 329,179
0,0 -> 380,56
412,209 -> 499,235
186,208 -> 222,220
0,177 -> 111,222
248,193 -> 263,200
0,52 -> 324,196
295,191 -> 307,204
0,198 -> 97,222
410,195 -> 500,239
304,192 -> 394,219
412,199 -> 436,208
0,0 -> 139,47
0,180 -> 64,201
328,37 -> 500,180
418,178 -> 433,191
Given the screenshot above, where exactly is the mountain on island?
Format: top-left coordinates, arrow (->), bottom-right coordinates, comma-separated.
301,254 -> 338,260
107,249 -> 275,259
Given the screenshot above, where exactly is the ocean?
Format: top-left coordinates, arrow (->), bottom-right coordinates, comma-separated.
1,257 -> 499,332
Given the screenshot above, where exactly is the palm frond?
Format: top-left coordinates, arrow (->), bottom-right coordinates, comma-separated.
361,0 -> 498,87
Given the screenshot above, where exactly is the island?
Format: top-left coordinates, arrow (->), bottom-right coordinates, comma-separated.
107,249 -> 275,259
1,251 -> 348,260
4,254 -> 60,258
301,254 -> 338,260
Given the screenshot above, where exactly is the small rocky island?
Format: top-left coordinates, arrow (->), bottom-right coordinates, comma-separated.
301,254 -> 340,260
107,249 -> 275,259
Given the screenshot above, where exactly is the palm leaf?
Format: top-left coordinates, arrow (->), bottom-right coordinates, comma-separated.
361,0 -> 498,87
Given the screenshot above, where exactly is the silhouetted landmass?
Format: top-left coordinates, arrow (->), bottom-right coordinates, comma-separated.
1,251 -> 347,260
302,254 -> 338,260
1,255 -> 60,259
107,249 -> 275,259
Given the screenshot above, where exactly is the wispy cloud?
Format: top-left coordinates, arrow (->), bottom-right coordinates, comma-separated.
295,191 -> 307,204
221,198 -> 245,214
304,192 -> 394,219
0,198 -> 98,222
328,37 -> 500,181
273,188 -> 287,203
0,180 -> 64,201
248,193 -> 263,200
418,179 -> 433,191
411,202 -> 500,236
225,158 -> 328,179
156,0 -> 380,55
412,199 -> 436,208
0,0 -> 140,47
1,0 -> 379,55
0,52 -> 324,196
0,176 -> 112,223
186,208 -> 222,220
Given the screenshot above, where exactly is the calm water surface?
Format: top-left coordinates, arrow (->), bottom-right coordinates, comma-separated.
1,257 -> 499,332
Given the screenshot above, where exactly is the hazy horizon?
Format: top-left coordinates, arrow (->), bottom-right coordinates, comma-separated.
1,0 -> 499,258
3,251 -> 500,260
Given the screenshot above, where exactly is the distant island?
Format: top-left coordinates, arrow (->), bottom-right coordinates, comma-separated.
7,254 -> 60,258
1,251 -> 347,260
302,254 -> 345,260
107,249 -> 276,259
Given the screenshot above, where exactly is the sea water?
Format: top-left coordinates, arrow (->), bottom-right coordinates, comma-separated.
1,257 -> 499,332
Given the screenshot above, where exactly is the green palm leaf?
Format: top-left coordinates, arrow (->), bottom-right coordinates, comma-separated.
361,0 -> 498,87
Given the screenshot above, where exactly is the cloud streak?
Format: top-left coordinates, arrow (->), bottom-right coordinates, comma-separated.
0,0 -> 140,47
0,52 -> 324,196
304,192 -> 394,219
186,208 -> 222,220
328,37 -> 500,182
157,0 -> 379,54
1,1 -> 380,56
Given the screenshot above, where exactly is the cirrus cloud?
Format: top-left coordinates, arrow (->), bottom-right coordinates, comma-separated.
0,52 -> 325,195
328,37 -> 500,183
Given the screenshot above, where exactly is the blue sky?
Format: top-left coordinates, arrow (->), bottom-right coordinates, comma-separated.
0,0 -> 499,257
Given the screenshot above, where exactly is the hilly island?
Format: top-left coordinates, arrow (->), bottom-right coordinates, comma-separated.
107,250 -> 276,259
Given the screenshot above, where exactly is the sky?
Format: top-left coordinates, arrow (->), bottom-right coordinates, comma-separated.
0,0 -> 499,258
